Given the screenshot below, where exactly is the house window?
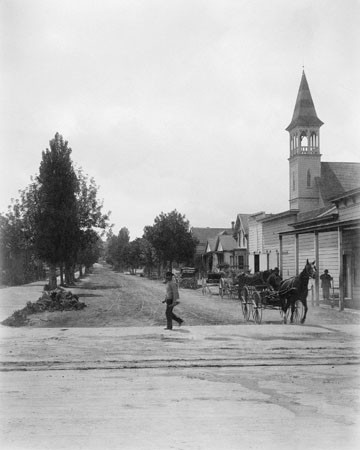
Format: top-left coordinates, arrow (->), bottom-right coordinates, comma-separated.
238,255 -> 244,270
218,254 -> 224,265
254,254 -> 260,273
307,169 -> 311,187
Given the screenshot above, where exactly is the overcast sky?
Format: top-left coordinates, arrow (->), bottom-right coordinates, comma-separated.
1,0 -> 359,239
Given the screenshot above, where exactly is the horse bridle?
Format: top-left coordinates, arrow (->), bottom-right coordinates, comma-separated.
306,262 -> 317,279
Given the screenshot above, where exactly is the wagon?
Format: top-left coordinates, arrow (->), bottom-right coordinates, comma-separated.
202,272 -> 223,296
179,267 -> 198,289
239,282 -> 304,324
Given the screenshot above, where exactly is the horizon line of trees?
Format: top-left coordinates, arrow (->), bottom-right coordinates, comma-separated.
0,133 -> 110,288
104,210 -> 198,277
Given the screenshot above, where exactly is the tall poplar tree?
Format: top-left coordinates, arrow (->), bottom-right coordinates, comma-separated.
34,133 -> 79,288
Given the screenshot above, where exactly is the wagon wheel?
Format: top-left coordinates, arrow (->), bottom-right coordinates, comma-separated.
240,287 -> 251,321
293,300 -> 304,324
252,291 -> 263,324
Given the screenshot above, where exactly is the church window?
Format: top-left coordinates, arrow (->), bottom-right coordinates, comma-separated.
307,169 -> 311,187
292,172 -> 295,191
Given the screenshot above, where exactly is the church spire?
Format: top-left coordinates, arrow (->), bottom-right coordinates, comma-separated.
286,70 -> 323,131
287,71 -> 323,212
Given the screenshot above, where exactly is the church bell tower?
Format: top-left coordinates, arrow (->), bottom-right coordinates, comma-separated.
286,71 -> 323,212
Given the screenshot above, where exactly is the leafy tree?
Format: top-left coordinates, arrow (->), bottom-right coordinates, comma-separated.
104,227 -> 130,271
76,169 -> 110,275
143,210 -> 197,271
0,180 -> 45,285
34,133 -> 80,288
77,229 -> 103,275
1,134 -> 110,287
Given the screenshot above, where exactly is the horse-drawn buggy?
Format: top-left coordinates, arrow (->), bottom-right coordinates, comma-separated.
202,272 -> 223,295
238,260 -> 317,324
179,267 -> 198,289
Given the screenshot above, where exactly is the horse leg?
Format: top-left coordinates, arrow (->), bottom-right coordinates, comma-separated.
281,297 -> 288,324
290,301 -> 295,323
301,300 -> 308,324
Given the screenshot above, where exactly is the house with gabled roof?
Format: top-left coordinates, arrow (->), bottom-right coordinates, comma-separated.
191,226 -> 233,272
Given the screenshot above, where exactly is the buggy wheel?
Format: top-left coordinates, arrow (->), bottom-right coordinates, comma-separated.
240,287 -> 251,321
252,291 -> 262,324
241,296 -> 251,321
293,300 -> 304,324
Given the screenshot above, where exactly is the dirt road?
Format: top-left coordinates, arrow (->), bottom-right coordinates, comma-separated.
1,264 -> 360,450
15,263 -> 360,328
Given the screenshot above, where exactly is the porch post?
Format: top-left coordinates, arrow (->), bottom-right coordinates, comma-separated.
338,227 -> 344,311
314,231 -> 320,306
295,234 -> 299,275
279,235 -> 283,277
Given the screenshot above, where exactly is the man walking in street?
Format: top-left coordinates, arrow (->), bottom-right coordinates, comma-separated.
162,271 -> 183,330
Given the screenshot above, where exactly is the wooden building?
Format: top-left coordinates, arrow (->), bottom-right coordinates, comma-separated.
246,71 -> 360,307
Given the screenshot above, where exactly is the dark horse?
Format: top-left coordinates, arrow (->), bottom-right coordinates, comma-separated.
237,270 -> 271,292
278,259 -> 317,324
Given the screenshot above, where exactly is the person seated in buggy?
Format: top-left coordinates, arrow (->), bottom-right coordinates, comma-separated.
267,267 -> 282,291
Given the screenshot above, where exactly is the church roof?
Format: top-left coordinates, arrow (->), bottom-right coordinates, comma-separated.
286,71 -> 324,131
317,162 -> 360,203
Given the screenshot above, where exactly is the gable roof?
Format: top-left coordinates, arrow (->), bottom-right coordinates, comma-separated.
191,227 -> 233,254
205,238 -> 217,253
235,213 -> 251,234
317,162 -> 360,203
191,227 -> 233,244
215,234 -> 238,252
286,71 -> 324,131
295,206 -> 336,224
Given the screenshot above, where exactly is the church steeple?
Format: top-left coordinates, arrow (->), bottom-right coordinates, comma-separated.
287,71 -> 323,212
286,70 -> 324,132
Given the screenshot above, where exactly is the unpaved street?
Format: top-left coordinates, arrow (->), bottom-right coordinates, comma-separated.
16,263 -> 360,328
1,264 -> 360,450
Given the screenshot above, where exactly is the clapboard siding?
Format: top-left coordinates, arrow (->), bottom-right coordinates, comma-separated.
338,203 -> 360,222
263,215 -> 296,251
319,231 -> 339,282
282,235 -> 295,277
299,234 -> 315,265
343,229 -> 360,306
248,217 -> 263,253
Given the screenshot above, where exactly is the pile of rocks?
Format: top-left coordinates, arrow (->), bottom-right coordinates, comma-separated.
2,287 -> 87,327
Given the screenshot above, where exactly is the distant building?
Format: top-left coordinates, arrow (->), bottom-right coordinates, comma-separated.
191,227 -> 233,272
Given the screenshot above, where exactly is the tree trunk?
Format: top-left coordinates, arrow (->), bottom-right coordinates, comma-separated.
64,264 -> 71,286
60,265 -> 64,286
49,264 -> 57,290
79,265 -> 83,278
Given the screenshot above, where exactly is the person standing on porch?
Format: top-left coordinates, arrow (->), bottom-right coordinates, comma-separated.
320,269 -> 333,303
